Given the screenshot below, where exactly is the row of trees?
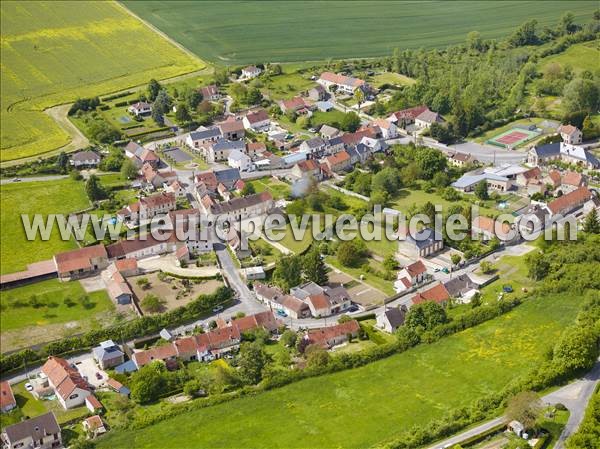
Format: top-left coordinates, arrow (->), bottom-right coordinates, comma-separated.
272,244 -> 328,291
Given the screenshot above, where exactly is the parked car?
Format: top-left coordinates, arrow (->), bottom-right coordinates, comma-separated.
95,372 -> 102,380
25,383 -> 33,392
212,305 -> 224,313
276,309 -> 287,317
12,178 -> 21,182
347,304 -> 359,313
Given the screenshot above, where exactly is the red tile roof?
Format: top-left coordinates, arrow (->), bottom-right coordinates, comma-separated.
389,105 -> 429,122
559,124 -> 579,136
296,159 -> 319,172
0,381 -> 16,410
85,394 -> 103,410
320,72 -> 365,88
405,260 -> 427,278
307,293 -> 331,311
307,320 -> 360,347
132,344 -> 178,368
562,171 -> 583,187
41,356 -> 90,401
412,283 -> 451,305
114,258 -> 138,272
339,128 -> 377,146
547,186 -> 592,215
326,150 -> 350,167
245,109 -> 269,124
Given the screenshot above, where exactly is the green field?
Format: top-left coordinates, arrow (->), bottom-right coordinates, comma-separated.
0,1 -> 202,161
0,179 -> 90,274
246,176 -> 291,200
0,279 -> 114,331
97,292 -> 582,449
123,1 -> 596,64
538,39 -> 600,75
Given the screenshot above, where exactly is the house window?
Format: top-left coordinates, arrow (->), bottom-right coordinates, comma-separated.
69,393 -> 79,399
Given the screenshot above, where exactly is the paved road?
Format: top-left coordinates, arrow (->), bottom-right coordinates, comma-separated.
543,361 -> 600,449
427,360 -> 600,449
0,175 -> 68,185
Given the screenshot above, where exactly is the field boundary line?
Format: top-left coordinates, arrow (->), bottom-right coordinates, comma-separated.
114,0 -> 206,67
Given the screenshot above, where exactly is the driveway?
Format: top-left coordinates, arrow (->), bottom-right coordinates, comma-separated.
136,254 -> 221,278
427,360 -> 600,449
74,357 -> 107,388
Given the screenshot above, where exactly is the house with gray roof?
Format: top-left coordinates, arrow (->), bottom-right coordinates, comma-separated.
451,173 -> 512,193
376,306 -> 407,333
93,340 -> 125,369
208,139 -> 246,162
186,127 -> 222,149
1,412 -> 61,449
399,228 -> 444,258
300,137 -> 327,155
70,150 -> 101,168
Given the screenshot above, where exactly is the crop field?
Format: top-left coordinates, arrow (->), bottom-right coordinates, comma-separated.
0,1 -> 203,162
0,179 -> 90,274
123,1 -> 597,64
97,292 -> 582,449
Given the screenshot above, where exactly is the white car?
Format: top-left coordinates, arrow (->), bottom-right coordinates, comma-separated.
25,383 -> 33,392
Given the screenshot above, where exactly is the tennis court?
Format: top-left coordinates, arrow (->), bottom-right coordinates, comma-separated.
486,127 -> 540,149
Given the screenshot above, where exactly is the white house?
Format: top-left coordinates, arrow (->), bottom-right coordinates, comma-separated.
243,109 -> 270,131
228,149 -> 253,172
128,101 -> 152,117
70,150 -> 101,168
415,109 -> 444,129
242,65 -> 262,79
558,124 -> 582,145
318,72 -> 366,95
376,306 -> 407,333
41,357 -> 91,409
372,118 -> 398,139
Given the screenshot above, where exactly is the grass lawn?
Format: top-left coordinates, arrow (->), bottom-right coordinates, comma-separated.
270,222 -> 315,255
249,238 -> 282,266
262,72 -> 316,101
0,1 -> 202,161
247,176 -> 291,200
309,110 -> 348,128
97,291 -> 583,449
478,254 -> 534,304
0,179 -> 90,274
124,1 -> 596,64
538,39 -> 600,75
370,72 -> 416,88
0,279 -> 114,331
326,255 -> 395,296
0,381 -> 89,429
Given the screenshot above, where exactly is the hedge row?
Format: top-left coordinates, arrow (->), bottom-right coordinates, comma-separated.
0,287 -> 234,374
111,294 -> 526,431
102,91 -> 131,101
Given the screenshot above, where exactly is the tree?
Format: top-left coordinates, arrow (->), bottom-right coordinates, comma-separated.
415,148 -> 447,180
130,362 -> 166,404
354,88 -> 365,112
559,12 -> 578,35
340,112 -> 361,132
509,20 -> 538,47
553,325 -> 598,372
305,344 -> 330,368
151,106 -> 164,126
141,294 -> 166,313
372,167 -> 402,196
583,209 -> 600,234
480,260 -> 494,274
56,152 -> 69,173
120,158 -> 138,180
240,182 -> 256,196
186,89 -> 203,110
246,88 -> 263,105
582,115 -> 600,140
273,255 -> 303,291
238,342 -> 269,385
474,180 -> 489,200
183,378 -> 205,398
337,240 -> 367,268
405,301 -> 447,332
147,79 -> 161,101
563,79 -> 599,114
280,330 -> 297,348
85,175 -> 105,201
451,254 -> 462,266
506,391 -> 542,430
466,31 -> 483,52
383,255 -> 398,271
136,277 -> 150,289
302,245 -> 328,285
175,103 -> 191,123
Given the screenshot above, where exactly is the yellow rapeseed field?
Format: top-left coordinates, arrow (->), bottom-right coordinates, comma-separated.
0,1 -> 203,162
